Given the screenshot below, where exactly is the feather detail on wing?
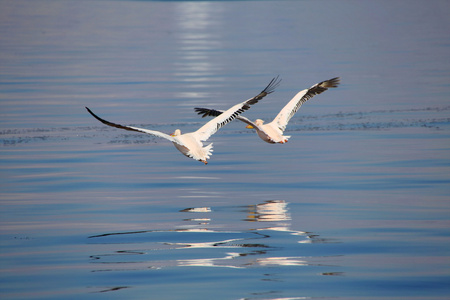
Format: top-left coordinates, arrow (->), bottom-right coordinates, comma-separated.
244,75 -> 281,105
194,101 -> 253,141
194,76 -> 281,141
194,107 -> 258,128
194,107 -> 225,118
85,107 -> 176,142
273,77 -> 340,131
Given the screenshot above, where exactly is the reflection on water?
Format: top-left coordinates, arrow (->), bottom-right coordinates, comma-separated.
2,1 -> 449,298
246,200 -> 291,222
89,200 -> 332,273
180,206 -> 212,213
95,286 -> 129,294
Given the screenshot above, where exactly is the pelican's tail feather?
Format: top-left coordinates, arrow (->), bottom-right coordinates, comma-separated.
204,143 -> 214,159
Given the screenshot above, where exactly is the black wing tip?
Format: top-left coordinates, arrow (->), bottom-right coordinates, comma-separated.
245,75 -> 282,105
85,106 -> 96,116
85,106 -> 99,117
324,77 -> 340,88
194,107 -> 210,118
85,106 -> 107,123
264,75 -> 282,95
194,107 -> 223,118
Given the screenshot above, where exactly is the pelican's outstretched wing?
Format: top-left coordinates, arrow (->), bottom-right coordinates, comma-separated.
194,107 -> 259,129
85,107 -> 176,142
194,76 -> 281,141
273,77 -> 340,131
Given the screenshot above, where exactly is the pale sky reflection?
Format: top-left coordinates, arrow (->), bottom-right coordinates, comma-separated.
172,2 -> 225,98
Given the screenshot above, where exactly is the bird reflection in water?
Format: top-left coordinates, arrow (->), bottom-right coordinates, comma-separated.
89,200 -> 329,271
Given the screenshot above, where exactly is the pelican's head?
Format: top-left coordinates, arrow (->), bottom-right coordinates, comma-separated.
246,119 -> 264,129
170,129 -> 181,137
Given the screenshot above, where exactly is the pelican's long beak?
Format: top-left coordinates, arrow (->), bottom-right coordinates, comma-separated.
245,125 -> 254,129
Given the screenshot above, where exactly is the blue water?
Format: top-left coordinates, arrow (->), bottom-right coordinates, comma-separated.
1,0 -> 450,299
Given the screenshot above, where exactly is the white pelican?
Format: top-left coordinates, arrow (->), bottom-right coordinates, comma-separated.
195,77 -> 340,144
86,76 -> 281,164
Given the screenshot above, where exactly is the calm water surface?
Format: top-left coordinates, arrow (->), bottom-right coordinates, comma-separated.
1,1 -> 450,299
